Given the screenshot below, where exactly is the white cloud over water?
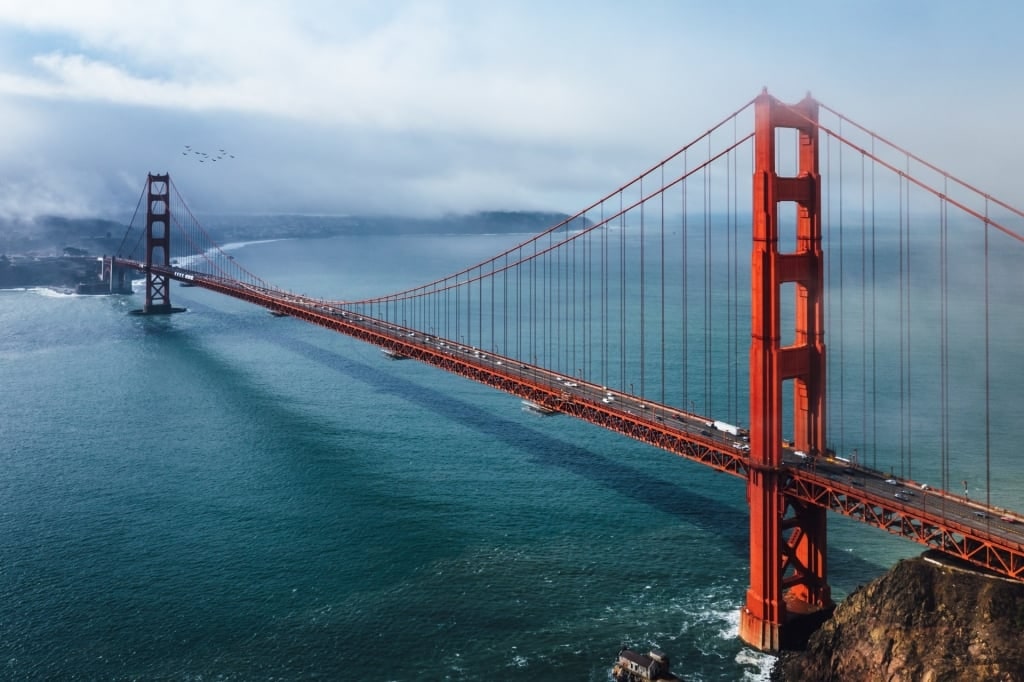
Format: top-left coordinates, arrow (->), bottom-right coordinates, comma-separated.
0,1 -> 1022,220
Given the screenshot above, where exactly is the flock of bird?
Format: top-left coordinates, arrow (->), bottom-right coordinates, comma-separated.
181,145 -> 236,163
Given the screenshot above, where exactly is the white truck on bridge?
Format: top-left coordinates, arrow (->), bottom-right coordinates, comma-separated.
712,420 -> 745,437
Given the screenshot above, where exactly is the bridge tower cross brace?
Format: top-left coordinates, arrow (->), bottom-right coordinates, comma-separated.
740,92 -> 833,651
142,173 -> 175,314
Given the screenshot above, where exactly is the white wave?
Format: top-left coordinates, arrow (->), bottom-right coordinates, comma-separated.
718,609 -> 777,681
736,647 -> 777,682
718,607 -> 741,639
171,238 -> 287,270
219,238 -> 289,252
29,286 -> 78,298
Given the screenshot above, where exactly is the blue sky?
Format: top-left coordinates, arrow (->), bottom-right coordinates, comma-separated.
0,1 -> 1021,221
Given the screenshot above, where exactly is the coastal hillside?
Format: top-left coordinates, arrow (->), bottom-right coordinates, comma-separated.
190,211 -> 588,244
0,211 -> 583,288
773,553 -> 1024,681
0,216 -> 125,258
0,211 -> 584,258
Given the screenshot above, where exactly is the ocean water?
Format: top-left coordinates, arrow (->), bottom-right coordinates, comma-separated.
0,230 -> 991,681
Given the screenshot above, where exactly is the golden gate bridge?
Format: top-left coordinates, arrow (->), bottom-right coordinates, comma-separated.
102,90 -> 1024,651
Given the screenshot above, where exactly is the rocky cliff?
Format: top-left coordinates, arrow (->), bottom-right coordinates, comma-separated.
773,553 -> 1024,681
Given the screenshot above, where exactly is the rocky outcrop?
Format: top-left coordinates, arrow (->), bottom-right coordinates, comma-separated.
773,553 -> 1024,681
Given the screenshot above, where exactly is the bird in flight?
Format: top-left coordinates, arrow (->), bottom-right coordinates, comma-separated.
181,145 -> 236,163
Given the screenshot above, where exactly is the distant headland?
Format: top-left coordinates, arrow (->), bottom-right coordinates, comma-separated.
0,210 -> 586,290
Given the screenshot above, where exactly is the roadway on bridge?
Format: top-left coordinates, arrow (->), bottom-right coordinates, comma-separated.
806,456 -> 1024,544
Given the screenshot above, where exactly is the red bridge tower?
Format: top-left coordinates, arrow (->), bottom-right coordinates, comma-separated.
134,173 -> 184,315
740,91 -> 833,651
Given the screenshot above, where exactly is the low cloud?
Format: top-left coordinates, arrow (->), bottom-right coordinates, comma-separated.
0,2 -> 1022,220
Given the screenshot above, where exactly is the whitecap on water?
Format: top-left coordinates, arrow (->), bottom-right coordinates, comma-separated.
29,287 -> 77,298
718,609 -> 777,681
735,646 -> 777,681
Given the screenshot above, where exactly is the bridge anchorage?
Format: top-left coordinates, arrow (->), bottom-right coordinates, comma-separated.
99,258 -> 134,295
130,173 -> 186,315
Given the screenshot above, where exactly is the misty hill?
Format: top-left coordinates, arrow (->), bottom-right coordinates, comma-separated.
0,216 -> 126,257
196,211 -> 588,244
0,211 -> 588,257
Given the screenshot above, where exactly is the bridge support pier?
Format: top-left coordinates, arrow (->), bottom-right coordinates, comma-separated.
132,173 -> 185,315
740,91 -> 833,651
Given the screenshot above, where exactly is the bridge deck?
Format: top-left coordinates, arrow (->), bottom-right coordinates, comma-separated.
114,258 -> 1024,581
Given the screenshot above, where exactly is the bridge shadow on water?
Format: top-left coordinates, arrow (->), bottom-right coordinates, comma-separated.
150,301 -> 901,582
280,340 -> 752,540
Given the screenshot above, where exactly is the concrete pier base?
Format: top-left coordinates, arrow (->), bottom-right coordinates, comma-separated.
129,304 -> 187,315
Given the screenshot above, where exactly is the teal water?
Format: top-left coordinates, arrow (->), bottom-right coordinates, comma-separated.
0,231 -> 995,681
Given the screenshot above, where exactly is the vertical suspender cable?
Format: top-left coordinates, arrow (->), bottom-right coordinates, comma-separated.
565,230 -> 570,374
602,202 -> 608,387
572,215 -> 577,377
585,215 -> 593,378
733,121 -> 741,423
660,165 -> 667,408
861,153 -> 868,464
493,260 -> 497,352
871,140 -> 878,471
550,236 -> 555,369
501,255 -> 506,356
640,177 -> 646,399
898,172 -> 906,479
940,191 -> 948,505
905,157 -> 913,481
555,229 -> 561,373
478,264 -> 483,352
620,192 -> 626,390
726,126 -> 734,423
531,242 -> 536,366
516,247 -> 522,362
704,137 -> 711,413
592,212 -> 597,381
682,151 -> 689,413
734,126 -> 742,424
838,120 -> 845,456
545,235 -> 551,367
984,200 -> 991,511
